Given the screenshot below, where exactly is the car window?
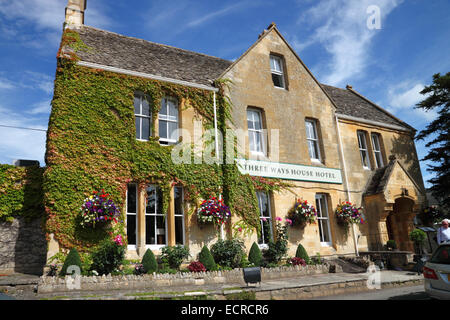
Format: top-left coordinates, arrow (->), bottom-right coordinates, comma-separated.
430,245 -> 450,265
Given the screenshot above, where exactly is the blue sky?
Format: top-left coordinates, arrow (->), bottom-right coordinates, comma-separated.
0,0 -> 449,188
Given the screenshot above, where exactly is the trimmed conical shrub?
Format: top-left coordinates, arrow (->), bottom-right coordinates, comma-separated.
142,249 -> 158,274
198,245 -> 216,271
248,242 -> 263,266
60,248 -> 82,276
295,243 -> 311,264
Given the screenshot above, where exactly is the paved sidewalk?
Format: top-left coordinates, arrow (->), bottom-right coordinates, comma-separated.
0,270 -> 424,300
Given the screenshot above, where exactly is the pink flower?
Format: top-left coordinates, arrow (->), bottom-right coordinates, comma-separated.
276,217 -> 282,222
285,218 -> 292,225
114,235 -> 123,246
262,217 -> 267,222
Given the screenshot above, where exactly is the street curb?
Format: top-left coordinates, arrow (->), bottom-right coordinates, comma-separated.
35,277 -> 424,300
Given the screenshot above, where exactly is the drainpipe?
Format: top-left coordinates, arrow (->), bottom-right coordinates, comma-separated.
213,92 -> 225,240
335,115 -> 359,257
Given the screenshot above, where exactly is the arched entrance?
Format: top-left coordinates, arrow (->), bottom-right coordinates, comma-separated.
388,197 -> 416,251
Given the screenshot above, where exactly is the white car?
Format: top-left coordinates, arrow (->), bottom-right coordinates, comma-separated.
424,243 -> 450,299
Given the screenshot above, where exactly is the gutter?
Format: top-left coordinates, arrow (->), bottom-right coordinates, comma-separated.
335,114 -> 359,257
335,113 -> 413,133
76,61 -> 219,92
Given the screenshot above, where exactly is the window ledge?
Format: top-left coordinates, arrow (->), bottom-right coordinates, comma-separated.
145,245 -> 166,250
320,242 -> 333,247
310,159 -> 325,166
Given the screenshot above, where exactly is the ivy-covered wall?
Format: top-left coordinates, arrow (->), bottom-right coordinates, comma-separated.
43,29 -> 295,254
0,164 -> 44,222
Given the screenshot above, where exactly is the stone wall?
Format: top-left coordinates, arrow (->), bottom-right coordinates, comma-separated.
37,264 -> 338,294
0,217 -> 47,275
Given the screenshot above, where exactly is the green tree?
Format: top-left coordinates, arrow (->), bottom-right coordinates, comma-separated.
415,72 -> 450,211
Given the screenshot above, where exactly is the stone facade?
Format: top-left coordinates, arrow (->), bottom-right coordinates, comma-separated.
0,217 -> 47,275
44,10 -> 426,263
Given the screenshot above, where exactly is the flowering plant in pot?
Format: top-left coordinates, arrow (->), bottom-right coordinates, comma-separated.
197,196 -> 231,227
80,189 -> 120,228
287,199 -> 317,227
335,201 -> 364,226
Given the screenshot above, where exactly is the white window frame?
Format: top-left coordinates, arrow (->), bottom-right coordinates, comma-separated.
257,191 -> 273,249
270,55 -> 285,89
357,131 -> 371,170
159,96 -> 179,145
134,93 -> 151,141
247,108 -> 266,156
145,185 -> 168,250
174,186 -> 185,245
315,194 -> 332,246
305,119 -> 321,162
371,133 -> 384,168
126,184 -> 138,250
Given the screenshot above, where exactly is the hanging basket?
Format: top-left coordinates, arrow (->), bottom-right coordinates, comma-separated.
196,197 -> 231,227
287,199 -> 317,227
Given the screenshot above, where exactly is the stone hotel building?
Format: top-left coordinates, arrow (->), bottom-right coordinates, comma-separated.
44,0 -> 426,262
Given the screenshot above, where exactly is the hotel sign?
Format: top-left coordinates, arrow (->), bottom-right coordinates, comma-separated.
236,159 -> 343,184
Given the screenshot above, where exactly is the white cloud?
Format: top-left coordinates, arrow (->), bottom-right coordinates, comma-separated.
0,105 -> 47,166
0,0 -> 111,31
185,2 -> 250,28
294,0 -> 403,86
388,82 -> 437,122
389,83 -> 424,109
28,100 -> 52,115
0,77 -> 15,90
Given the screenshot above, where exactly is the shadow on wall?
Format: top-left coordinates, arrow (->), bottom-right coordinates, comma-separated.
389,134 -> 425,189
13,166 -> 47,275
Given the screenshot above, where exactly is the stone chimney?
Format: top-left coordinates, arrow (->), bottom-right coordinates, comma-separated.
65,0 -> 87,27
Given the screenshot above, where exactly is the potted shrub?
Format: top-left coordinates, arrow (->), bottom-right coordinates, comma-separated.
409,229 -> 427,255
287,199 -> 317,228
386,240 -> 397,251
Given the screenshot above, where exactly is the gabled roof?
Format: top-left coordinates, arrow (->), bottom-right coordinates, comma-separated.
64,25 -> 232,88
364,156 -> 422,196
63,24 -> 413,131
321,84 -> 414,131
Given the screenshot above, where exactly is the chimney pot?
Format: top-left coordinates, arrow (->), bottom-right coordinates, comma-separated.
346,84 -> 353,90
65,0 -> 87,27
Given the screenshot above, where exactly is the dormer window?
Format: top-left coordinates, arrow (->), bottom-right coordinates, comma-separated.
270,55 -> 285,88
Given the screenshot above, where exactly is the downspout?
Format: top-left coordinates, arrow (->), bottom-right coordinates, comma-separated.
213,92 -> 225,240
335,115 -> 359,257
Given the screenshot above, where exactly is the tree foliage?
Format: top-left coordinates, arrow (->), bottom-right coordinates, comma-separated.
415,72 -> 450,211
